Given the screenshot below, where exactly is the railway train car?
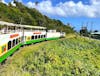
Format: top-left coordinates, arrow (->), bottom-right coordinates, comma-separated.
0,21 -> 65,63
91,32 -> 100,39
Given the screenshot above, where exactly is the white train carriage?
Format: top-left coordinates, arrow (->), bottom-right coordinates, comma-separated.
46,30 -> 65,40
23,25 -> 47,44
0,21 -> 65,63
0,21 -> 23,58
46,30 -> 60,40
0,21 -> 46,63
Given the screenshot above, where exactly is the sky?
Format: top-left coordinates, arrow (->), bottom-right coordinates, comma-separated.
2,0 -> 100,31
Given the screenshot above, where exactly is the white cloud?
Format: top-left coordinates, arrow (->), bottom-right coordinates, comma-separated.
90,0 -> 100,5
11,1 -> 16,7
26,0 -> 100,18
0,0 -> 8,5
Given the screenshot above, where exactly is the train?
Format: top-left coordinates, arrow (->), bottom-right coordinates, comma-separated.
0,21 -> 65,63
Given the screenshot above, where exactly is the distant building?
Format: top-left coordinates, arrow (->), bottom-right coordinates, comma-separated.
91,31 -> 100,39
91,31 -> 100,35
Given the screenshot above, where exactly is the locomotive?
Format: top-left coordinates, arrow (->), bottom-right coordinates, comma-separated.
0,21 -> 65,63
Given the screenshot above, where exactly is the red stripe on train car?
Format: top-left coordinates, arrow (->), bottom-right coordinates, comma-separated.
10,34 -> 19,38
33,32 -> 41,34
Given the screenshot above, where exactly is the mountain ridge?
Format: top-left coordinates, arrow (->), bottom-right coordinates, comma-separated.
0,2 -> 74,33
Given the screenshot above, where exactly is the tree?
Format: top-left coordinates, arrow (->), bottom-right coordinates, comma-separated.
94,30 -> 98,32
80,26 -> 88,36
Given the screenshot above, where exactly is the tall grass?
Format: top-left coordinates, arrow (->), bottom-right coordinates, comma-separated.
0,36 -> 100,76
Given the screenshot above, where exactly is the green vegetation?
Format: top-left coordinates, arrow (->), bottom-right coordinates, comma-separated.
0,36 -> 100,76
0,2 -> 74,33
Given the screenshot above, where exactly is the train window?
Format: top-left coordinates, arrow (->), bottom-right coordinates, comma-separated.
8,41 -> 11,50
35,35 -> 37,39
38,35 -> 40,38
32,36 -> 34,39
12,39 -> 15,47
16,39 -> 18,44
44,35 -> 46,38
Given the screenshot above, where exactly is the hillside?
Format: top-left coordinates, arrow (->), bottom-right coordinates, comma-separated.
0,2 -> 74,33
0,35 -> 100,76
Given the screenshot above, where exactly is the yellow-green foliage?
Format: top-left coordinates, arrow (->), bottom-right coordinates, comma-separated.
0,37 -> 100,76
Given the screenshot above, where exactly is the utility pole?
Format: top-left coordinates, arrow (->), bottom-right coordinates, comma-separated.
86,21 -> 88,37
89,21 -> 94,38
90,21 -> 93,33
81,22 -> 84,29
20,17 -> 24,44
86,21 -> 88,29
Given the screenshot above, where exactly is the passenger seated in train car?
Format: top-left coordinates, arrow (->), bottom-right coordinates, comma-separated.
0,26 -> 7,34
0,25 -> 21,34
